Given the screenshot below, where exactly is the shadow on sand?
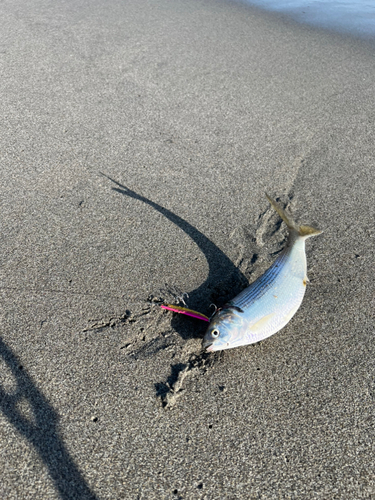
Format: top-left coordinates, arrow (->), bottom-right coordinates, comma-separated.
102,174 -> 255,405
101,173 -> 249,337
0,337 -> 98,500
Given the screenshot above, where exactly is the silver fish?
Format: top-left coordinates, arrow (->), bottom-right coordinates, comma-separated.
203,194 -> 321,352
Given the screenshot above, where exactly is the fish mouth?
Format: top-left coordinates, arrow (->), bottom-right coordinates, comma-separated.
202,339 -> 213,352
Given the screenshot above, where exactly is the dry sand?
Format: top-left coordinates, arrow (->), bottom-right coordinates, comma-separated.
0,0 -> 374,498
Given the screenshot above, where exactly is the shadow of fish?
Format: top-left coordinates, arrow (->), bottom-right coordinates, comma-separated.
203,194 -> 322,352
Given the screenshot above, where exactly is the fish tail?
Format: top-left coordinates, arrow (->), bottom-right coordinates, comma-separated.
265,193 -> 322,238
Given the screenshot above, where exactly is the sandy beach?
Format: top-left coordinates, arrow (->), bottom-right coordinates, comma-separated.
1,0 -> 374,498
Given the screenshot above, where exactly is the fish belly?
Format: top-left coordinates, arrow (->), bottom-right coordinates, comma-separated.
244,281 -> 306,344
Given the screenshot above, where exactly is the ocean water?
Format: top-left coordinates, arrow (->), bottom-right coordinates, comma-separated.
240,0 -> 375,37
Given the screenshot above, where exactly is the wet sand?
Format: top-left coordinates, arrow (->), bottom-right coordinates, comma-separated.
1,0 -> 374,498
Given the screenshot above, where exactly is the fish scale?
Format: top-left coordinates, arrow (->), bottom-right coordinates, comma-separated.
229,249 -> 290,310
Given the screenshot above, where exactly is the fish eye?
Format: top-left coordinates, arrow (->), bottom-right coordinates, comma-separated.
211,329 -> 220,338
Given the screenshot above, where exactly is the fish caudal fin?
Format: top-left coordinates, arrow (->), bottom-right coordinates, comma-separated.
298,224 -> 322,237
265,193 -> 322,238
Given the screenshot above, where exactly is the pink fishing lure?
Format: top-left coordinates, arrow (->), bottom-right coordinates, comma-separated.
160,304 -> 209,322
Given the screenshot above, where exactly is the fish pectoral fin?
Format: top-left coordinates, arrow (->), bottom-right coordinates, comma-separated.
249,313 -> 275,333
